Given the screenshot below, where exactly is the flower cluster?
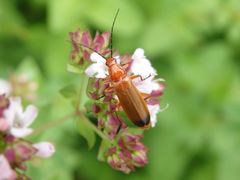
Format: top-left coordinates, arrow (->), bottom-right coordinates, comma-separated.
0,79 -> 55,179
102,117 -> 148,173
69,30 -> 110,65
106,132 -> 148,173
69,29 -> 165,173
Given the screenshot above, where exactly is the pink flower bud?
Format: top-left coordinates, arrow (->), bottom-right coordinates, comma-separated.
81,31 -> 91,47
5,141 -> 36,170
0,118 -> 9,132
4,134 -> 15,143
107,153 -> 132,174
13,141 -> 36,162
151,85 -> 165,97
69,30 -> 110,63
132,150 -> 148,167
97,118 -> 105,129
104,130 -> 148,173
4,149 -> 15,163
33,142 -> 55,158
92,104 -> 101,114
106,115 -> 122,139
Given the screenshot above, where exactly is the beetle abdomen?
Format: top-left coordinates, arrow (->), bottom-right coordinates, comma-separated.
114,77 -> 150,128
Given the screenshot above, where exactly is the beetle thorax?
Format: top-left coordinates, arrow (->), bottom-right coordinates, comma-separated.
106,57 -> 125,82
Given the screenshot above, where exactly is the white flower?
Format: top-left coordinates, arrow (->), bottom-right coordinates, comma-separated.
147,104 -> 160,127
130,48 -> 157,79
0,79 -> 11,96
0,155 -> 15,180
4,97 -> 38,137
130,48 -> 163,94
133,76 -> 161,94
33,142 -> 55,158
85,52 -> 108,78
85,53 -> 122,79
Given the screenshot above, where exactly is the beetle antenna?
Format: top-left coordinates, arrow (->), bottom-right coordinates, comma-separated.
110,9 -> 120,57
67,39 -> 106,60
78,43 -> 106,60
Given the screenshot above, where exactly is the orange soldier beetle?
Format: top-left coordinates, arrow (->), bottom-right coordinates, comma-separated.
84,9 -> 151,129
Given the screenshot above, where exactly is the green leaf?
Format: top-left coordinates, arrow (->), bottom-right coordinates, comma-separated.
117,111 -> 138,128
76,117 -> 96,149
59,84 -> 78,98
66,63 -> 85,74
97,139 -> 111,161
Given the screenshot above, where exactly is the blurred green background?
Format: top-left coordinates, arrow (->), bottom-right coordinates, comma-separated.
1,0 -> 240,180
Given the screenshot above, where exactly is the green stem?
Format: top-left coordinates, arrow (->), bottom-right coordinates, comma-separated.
76,75 -> 88,111
31,112 -> 75,136
76,75 -> 114,144
32,74 -> 114,145
77,111 -> 113,143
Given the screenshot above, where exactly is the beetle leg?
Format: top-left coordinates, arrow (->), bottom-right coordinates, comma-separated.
93,86 -> 114,100
115,99 -> 123,111
104,86 -> 114,93
103,77 -> 111,84
130,74 -> 152,81
144,95 -> 151,101
96,94 -> 105,100
139,92 -> 151,101
114,112 -> 123,134
121,62 -> 131,70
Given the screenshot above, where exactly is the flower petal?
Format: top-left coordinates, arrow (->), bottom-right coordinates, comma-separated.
132,48 -> 144,58
0,118 -> 9,132
81,31 -> 91,46
85,63 -> 107,78
3,97 -> 22,126
85,52 -> 108,78
0,155 -> 15,180
147,104 -> 160,127
133,76 -> 160,94
33,142 -> 55,158
0,79 -> 12,96
22,105 -> 38,127
130,48 -> 157,78
90,52 -> 106,63
101,32 -> 110,48
10,127 -> 33,138
93,32 -> 104,50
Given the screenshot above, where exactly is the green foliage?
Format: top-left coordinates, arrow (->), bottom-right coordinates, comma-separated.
76,116 -> 96,149
60,84 -> 78,99
97,139 -> 111,162
67,63 -> 86,74
1,0 -> 240,179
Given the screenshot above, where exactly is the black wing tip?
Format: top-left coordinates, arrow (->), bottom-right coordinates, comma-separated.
134,115 -> 151,129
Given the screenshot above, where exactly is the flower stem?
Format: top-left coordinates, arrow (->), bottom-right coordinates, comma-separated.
75,75 -> 114,144
31,112 -> 75,136
76,111 -> 113,144
31,75 -> 114,144
76,75 -> 89,111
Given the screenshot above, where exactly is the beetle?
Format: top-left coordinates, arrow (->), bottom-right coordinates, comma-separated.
83,9 -> 151,129
105,57 -> 151,128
